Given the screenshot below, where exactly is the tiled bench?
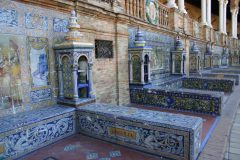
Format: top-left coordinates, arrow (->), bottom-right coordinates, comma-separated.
130,88 -> 222,115
195,73 -> 239,85
182,77 -> 234,93
0,105 -> 76,160
78,103 -> 203,160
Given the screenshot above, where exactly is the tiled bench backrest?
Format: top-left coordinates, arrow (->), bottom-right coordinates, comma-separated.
77,103 -> 203,160
0,106 -> 76,159
130,88 -> 222,115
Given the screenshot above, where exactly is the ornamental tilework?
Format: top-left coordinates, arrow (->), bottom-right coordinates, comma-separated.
0,106 -> 76,159
78,104 -> 203,160
182,77 -> 234,93
0,9 -> 18,27
30,88 -> 52,103
25,13 -> 48,30
130,88 -> 222,115
128,27 -> 174,80
53,18 -> 69,33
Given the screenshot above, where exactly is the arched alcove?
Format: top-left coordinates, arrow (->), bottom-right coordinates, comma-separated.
78,56 -> 89,98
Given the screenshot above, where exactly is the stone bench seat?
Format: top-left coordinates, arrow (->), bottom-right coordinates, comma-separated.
0,105 -> 76,160
78,103 -> 203,160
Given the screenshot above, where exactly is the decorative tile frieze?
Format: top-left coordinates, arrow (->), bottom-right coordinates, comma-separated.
0,106 -> 76,159
30,88 -> 52,103
0,9 -> 18,27
25,13 -> 48,30
53,18 -> 68,33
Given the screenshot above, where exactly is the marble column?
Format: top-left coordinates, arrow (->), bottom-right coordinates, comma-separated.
129,60 -> 133,83
178,0 -> 187,14
167,0 -> 178,9
231,8 -> 237,38
141,60 -> 144,84
88,63 -> 94,98
206,0 -> 212,27
223,0 -> 228,34
58,66 -> 64,98
72,66 -> 78,100
201,0 -> 208,25
148,60 -> 151,83
218,0 -> 224,33
235,10 -> 238,38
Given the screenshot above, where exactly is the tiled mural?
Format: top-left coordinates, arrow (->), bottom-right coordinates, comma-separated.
25,13 -> 48,30
0,34 -> 23,110
0,0 -> 69,116
128,27 -> 175,80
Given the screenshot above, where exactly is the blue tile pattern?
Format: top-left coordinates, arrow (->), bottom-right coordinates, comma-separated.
130,87 -> 222,115
78,103 -> 202,160
0,105 -> 75,134
53,18 -> 68,32
25,13 -> 48,30
0,9 -> 18,27
86,152 -> 98,160
109,151 -> 121,158
30,88 -> 52,103
182,77 -> 234,93
0,106 -> 75,159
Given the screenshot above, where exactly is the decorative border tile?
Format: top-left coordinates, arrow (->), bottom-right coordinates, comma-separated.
25,13 -> 48,30
0,9 -> 18,27
53,18 -> 68,33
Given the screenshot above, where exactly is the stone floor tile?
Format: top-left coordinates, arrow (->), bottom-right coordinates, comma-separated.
229,147 -> 240,154
229,153 -> 240,160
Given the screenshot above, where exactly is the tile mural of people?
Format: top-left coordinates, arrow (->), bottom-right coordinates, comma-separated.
0,34 -> 23,109
28,37 -> 49,87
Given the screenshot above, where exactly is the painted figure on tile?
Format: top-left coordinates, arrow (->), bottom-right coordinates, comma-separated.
28,37 -> 49,87
0,34 -> 23,109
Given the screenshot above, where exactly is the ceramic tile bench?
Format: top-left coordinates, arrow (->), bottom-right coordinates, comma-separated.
130,88 -> 222,115
182,77 -> 234,93
195,73 -> 239,85
77,103 -> 203,160
0,105 -> 76,159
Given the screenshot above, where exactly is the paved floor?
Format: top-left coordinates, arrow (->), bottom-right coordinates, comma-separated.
224,104 -> 240,160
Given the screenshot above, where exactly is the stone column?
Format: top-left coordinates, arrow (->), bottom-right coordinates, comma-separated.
231,8 -> 237,38
223,0 -> 228,34
88,63 -> 94,98
235,10 -> 238,38
219,0 -> 224,33
201,0 -> 208,25
141,60 -> 144,84
58,65 -> 64,98
178,0 -> 187,14
167,0 -> 178,9
129,60 -> 133,83
206,0 -> 212,27
72,65 -> 78,100
148,60 -> 151,83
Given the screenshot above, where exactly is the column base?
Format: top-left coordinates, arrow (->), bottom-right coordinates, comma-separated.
179,9 -> 187,14
201,22 -> 208,26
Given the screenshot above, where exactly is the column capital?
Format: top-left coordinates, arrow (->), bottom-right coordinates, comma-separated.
223,0 -> 228,5
218,0 -> 224,4
167,0 -> 178,9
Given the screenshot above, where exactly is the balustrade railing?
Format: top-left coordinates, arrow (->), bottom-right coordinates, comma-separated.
124,0 -> 169,28
158,3 -> 169,28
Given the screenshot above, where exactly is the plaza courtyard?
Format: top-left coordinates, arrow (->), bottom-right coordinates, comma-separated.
0,0 -> 240,160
